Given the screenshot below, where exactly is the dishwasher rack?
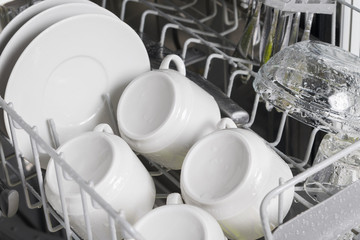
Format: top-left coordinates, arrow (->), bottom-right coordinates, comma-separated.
1,0 -> 360,239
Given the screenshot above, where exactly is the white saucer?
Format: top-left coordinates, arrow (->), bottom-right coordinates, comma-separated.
0,2 -> 118,103
4,14 -> 150,168
0,0 -> 92,55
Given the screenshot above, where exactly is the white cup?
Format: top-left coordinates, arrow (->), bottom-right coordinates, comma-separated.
117,54 -> 222,170
180,119 -> 294,240
130,193 -> 227,240
45,124 -> 156,240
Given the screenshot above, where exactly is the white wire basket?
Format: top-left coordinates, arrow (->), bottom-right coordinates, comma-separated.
1,0 -> 360,239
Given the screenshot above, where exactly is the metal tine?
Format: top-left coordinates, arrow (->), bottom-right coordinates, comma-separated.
7,106 -> 41,209
30,126 -> 64,232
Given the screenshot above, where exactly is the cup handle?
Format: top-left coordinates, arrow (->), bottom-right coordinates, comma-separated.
166,193 -> 184,205
159,54 -> 186,76
93,123 -> 114,134
217,118 -> 237,130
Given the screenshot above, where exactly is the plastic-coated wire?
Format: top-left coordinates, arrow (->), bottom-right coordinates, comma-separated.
261,139 -> 360,240
338,0 -> 360,13
30,127 -> 64,232
268,111 -> 288,147
0,98 -> 144,240
80,188 -> 93,240
7,111 -> 41,209
277,178 -> 284,225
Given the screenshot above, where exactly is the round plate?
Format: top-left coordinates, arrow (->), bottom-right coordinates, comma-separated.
4,14 -> 150,167
0,2 -> 117,104
0,0 -> 93,55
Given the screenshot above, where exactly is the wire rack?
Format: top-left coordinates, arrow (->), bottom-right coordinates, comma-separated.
0,0 -> 360,239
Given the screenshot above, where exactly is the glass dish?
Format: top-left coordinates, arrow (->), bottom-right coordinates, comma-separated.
253,40 -> 360,136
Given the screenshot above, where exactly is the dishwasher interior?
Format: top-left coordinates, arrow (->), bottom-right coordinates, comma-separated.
0,0 -> 360,239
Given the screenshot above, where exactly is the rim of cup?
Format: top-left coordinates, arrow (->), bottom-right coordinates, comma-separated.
134,204 -> 213,240
181,129 -> 255,207
46,131 -> 117,201
117,70 -> 192,152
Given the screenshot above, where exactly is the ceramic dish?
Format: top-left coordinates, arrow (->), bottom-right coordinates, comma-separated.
4,14 -> 150,168
0,2 -> 118,103
45,125 -> 155,240
0,0 -> 93,55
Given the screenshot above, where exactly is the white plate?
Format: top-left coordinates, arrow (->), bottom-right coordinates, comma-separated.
0,3 -> 118,105
4,14 -> 150,168
0,0 -> 93,55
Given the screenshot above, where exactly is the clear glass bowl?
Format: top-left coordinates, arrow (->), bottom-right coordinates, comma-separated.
253,40 -> 360,136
